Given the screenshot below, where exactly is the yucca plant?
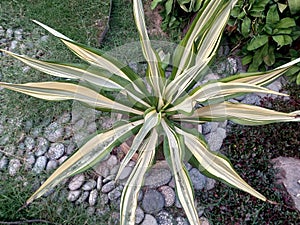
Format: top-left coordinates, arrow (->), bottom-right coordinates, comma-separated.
1,0 -> 300,224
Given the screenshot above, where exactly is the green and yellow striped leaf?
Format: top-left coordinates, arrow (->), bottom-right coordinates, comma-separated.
115,108 -> 161,180
162,119 -> 199,225
0,81 -> 143,115
173,101 -> 300,125
120,130 -> 157,225
176,127 -> 266,201
167,82 -> 287,113
27,120 -> 143,204
220,57 -> 300,86
133,0 -> 164,108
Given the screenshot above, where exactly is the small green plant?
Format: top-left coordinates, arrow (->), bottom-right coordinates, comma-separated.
228,0 -> 300,72
1,1 -> 300,224
150,0 -> 205,32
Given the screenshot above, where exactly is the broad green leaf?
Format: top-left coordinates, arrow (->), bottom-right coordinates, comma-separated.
0,82 -> 143,115
288,0 -> 300,14
272,35 -> 293,47
266,5 -> 280,25
247,35 -> 268,51
150,0 -> 164,9
173,102 -> 300,125
273,28 -> 292,35
27,120 -> 143,204
276,17 -> 296,29
165,0 -> 173,15
297,73 -> 300,85
133,0 -> 164,109
263,45 -> 275,66
175,127 -> 266,201
241,17 -> 251,38
242,55 -> 253,65
115,109 -> 161,180
162,120 -> 199,225
120,130 -> 157,225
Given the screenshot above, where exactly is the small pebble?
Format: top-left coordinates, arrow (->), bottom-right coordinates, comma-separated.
46,160 -> 58,171
75,191 -> 89,204
33,156 -> 47,174
88,189 -> 98,206
67,190 -> 81,202
82,179 -> 97,191
8,159 -> 21,176
96,176 -> 102,190
135,206 -> 145,224
101,180 -> 115,193
158,186 -> 175,207
68,174 -> 85,191
108,187 -> 122,201
48,143 -> 65,160
141,214 -> 158,225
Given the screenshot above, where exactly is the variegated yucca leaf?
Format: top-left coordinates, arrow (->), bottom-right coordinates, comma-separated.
0,81 -> 143,115
172,101 -> 300,125
27,119 -> 143,204
1,0 -> 300,225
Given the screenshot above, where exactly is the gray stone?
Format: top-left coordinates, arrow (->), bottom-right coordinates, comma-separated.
175,217 -> 189,225
144,168 -> 172,188
6,28 -> 13,38
141,214 -> 158,225
24,153 -> 35,170
142,189 -> 165,214
96,176 -> 102,190
44,122 -> 64,142
0,156 -> 8,170
67,190 -> 81,202
46,160 -> 58,171
31,127 -> 43,138
119,166 -> 132,180
82,179 -> 97,191
64,125 -> 73,139
58,155 -> 68,165
48,143 -> 65,160
33,156 -> 47,174
241,94 -> 261,105
189,168 -> 207,190
156,211 -> 175,225
34,137 -> 49,156
272,157 -> 300,212
99,193 -> 109,205
87,122 -> 97,134
9,40 -> 18,50
68,174 -> 85,191
101,180 -> 115,193
205,127 -> 226,152
75,191 -> 89,204
88,189 -> 98,206
4,145 -> 16,155
135,206 -> 145,224
66,142 -> 76,155
205,178 -> 216,191
138,190 -> 144,202
158,186 -> 175,207
108,186 -> 122,201
40,35 -> 49,42
202,122 -> 219,134
199,217 -> 210,225
24,137 -> 35,151
87,206 -> 95,215
57,112 -> 71,124
8,159 -> 21,176
14,29 -> 23,41
94,154 -> 118,178
175,197 -> 182,209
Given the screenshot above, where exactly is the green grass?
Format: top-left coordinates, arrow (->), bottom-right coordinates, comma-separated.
0,169 -> 114,225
